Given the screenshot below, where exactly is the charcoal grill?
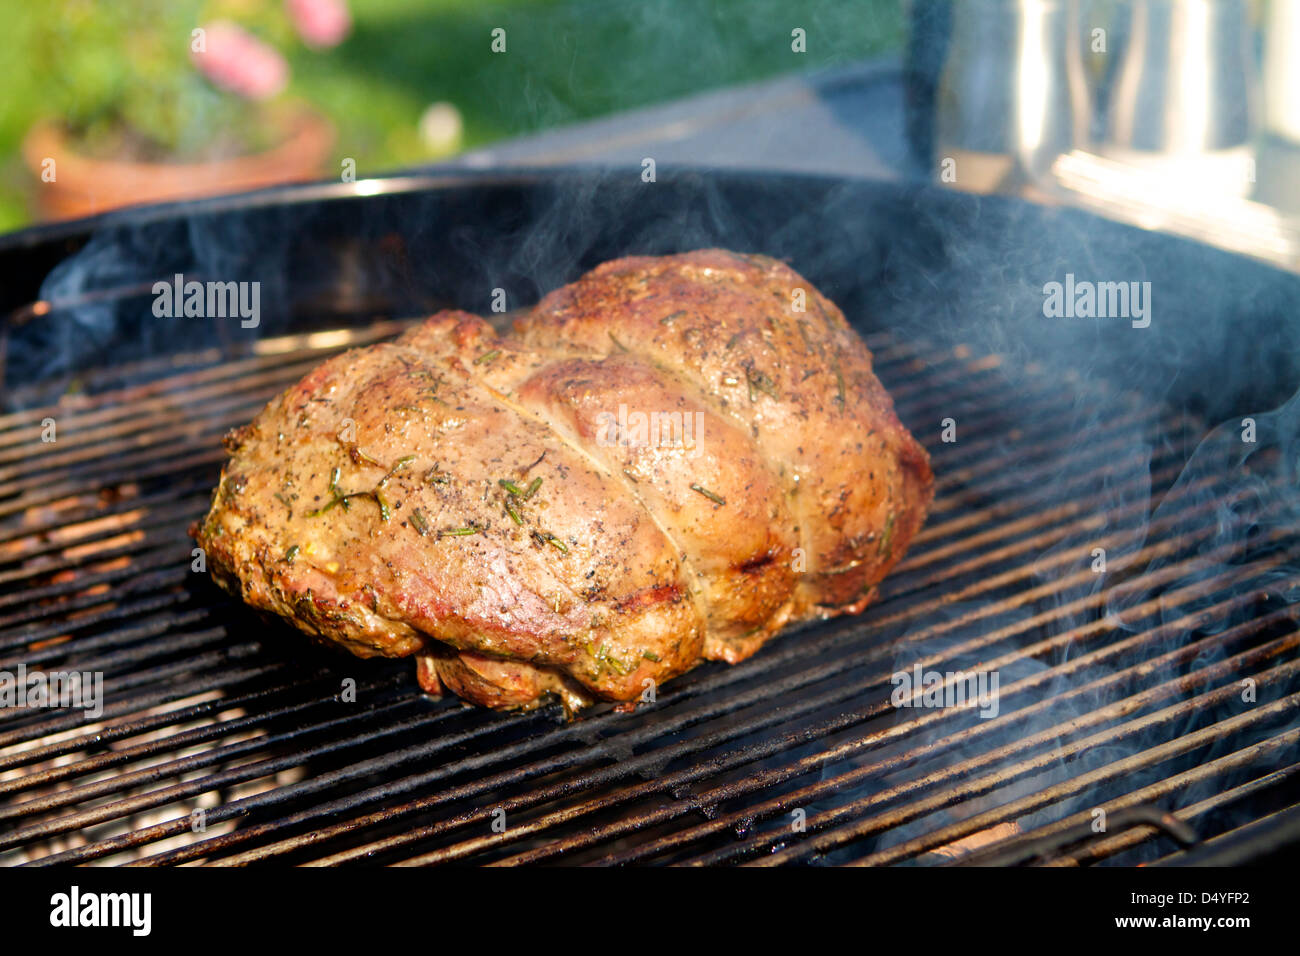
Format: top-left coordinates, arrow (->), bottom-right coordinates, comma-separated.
2,169 -> 1299,866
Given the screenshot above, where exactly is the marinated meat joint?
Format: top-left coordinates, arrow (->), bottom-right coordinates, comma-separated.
194,250 -> 933,711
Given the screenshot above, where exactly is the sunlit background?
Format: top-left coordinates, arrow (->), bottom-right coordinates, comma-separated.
0,0 -> 902,230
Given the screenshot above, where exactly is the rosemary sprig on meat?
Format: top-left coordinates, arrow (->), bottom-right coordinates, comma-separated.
498,478 -> 526,497
531,530 -> 568,553
438,526 -> 479,538
878,512 -> 896,556
499,476 -> 543,499
310,455 -> 410,522
690,483 -> 726,506
745,365 -> 780,401
496,466 -> 548,529
308,489 -> 383,518
379,455 -> 416,486
797,318 -> 820,355
349,446 -> 383,467
504,500 -> 524,525
587,642 -> 633,676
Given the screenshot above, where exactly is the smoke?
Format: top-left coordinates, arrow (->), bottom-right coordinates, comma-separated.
10,206 -> 294,402
6,163 -> 1300,863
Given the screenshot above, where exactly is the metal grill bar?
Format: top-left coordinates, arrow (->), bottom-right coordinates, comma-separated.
1,325 -> 1296,867
284,530 -> 1279,868
145,536 -> 1295,864
1024,761 -> 1300,867
150,517 -> 1283,865
533,586 -> 1299,867
852,703 -> 1300,867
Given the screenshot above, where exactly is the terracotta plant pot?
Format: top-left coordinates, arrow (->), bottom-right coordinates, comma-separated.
22,108 -> 335,221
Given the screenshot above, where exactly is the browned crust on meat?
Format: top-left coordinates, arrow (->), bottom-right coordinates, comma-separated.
194,250 -> 932,712
515,249 -> 934,612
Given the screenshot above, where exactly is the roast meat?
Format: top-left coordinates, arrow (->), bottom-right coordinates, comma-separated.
194,250 -> 933,712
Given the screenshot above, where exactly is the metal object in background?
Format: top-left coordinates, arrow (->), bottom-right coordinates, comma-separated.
1264,0 -> 1300,146
1103,0 -> 1257,196
1047,1 -> 1281,266
932,0 -> 1090,190
906,1 -> 1300,269
1105,0 -> 1255,153
1050,148 -> 1300,272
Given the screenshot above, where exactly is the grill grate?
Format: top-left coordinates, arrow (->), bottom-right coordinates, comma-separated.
2,321 -> 1298,866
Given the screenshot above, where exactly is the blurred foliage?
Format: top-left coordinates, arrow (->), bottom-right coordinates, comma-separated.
28,0 -> 292,161
0,0 -> 902,232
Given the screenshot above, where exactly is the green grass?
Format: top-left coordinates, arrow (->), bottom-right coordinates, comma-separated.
0,0 -> 901,232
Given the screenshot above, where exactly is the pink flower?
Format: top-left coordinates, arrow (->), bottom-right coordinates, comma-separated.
191,21 -> 289,100
286,0 -> 352,49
